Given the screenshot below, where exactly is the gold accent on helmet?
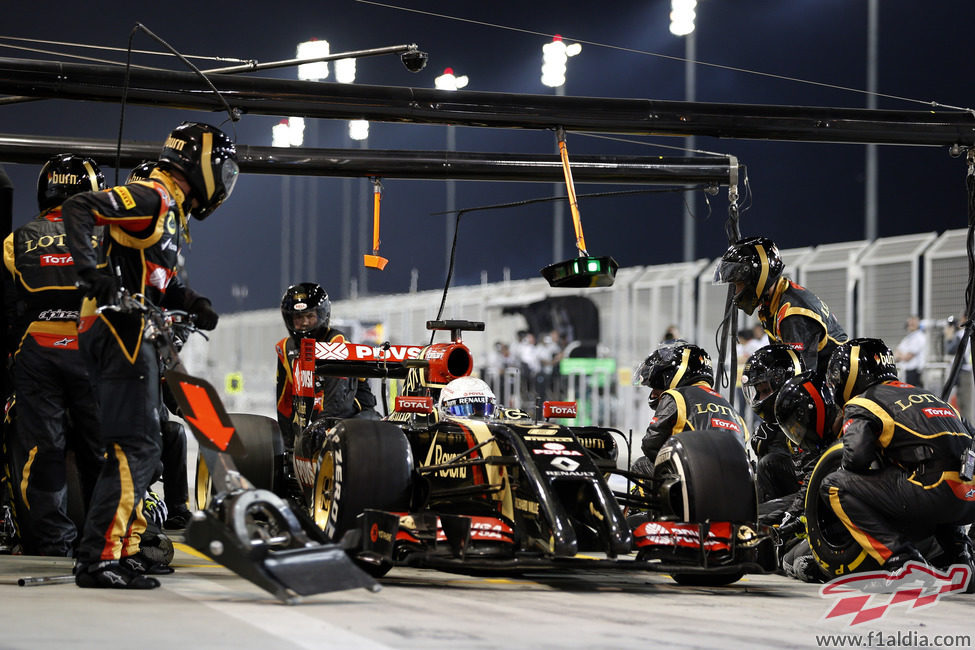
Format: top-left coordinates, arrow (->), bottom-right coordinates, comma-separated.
669,347 -> 692,389
754,244 -> 769,301
200,132 -> 214,201
843,344 -> 860,404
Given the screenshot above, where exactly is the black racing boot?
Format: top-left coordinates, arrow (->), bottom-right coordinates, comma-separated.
164,504 -> 192,530
75,560 -> 160,589
939,535 -> 975,594
121,551 -> 175,575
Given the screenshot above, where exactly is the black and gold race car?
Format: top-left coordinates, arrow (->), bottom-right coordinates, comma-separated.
196,320 -> 774,587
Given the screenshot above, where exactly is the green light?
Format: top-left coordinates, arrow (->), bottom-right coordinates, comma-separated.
587,260 -> 600,272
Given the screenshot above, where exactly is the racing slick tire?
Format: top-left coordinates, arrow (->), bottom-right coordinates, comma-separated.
313,419 -> 413,576
194,414 -> 284,510
805,442 -> 880,578
654,428 -> 757,523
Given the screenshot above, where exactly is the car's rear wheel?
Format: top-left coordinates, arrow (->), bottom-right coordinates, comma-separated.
805,442 -> 880,578
194,414 -> 283,509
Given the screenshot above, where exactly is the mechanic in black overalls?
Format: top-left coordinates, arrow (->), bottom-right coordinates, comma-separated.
631,340 -> 749,477
2,154 -> 107,556
823,338 -> 975,583
64,122 -> 236,589
740,344 -> 806,502
714,236 -> 848,379
275,282 -> 378,449
771,371 -> 843,583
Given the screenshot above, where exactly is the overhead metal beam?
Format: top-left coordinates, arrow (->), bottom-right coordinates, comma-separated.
0,57 -> 973,147
0,133 -> 733,185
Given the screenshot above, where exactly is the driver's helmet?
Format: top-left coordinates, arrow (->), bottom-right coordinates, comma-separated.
438,377 -> 498,419
713,237 -> 784,315
741,343 -> 805,422
774,371 -> 839,452
280,282 -> 331,340
826,337 -> 897,407
634,340 -> 713,408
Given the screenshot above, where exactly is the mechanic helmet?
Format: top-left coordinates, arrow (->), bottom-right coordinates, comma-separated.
158,121 -> 238,220
741,343 -> 805,421
713,237 -> 784,315
126,160 -> 159,183
438,376 -> 498,419
774,371 -> 839,452
826,337 -> 898,407
36,153 -> 105,211
635,340 -> 713,409
280,282 -> 331,340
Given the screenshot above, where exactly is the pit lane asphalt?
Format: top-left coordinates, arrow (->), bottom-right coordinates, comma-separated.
2,545 -> 972,649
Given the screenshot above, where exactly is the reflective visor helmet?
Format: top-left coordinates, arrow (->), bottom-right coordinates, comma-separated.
281,282 -> 331,339
774,371 -> 839,452
126,160 -> 159,183
826,337 -> 898,407
36,153 -> 105,211
635,340 -> 713,408
438,376 -> 498,418
713,237 -> 784,315
158,121 -> 238,220
741,343 -> 805,421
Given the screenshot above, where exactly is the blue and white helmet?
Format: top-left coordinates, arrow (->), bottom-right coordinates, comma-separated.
438,377 -> 497,418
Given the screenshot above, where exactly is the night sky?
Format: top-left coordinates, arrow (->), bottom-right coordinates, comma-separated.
2,1 -> 973,313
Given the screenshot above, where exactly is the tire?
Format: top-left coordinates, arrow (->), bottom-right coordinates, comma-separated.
805,442 -> 880,577
194,413 -> 283,509
672,571 -> 744,587
312,419 -> 413,542
654,429 -> 757,523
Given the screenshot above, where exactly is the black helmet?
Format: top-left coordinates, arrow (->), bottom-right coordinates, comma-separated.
826,337 -> 897,406
158,122 -> 238,220
713,237 -> 784,315
774,371 -> 839,452
741,343 -> 805,421
636,340 -> 713,408
281,283 -> 331,339
36,153 -> 105,211
126,160 -> 159,183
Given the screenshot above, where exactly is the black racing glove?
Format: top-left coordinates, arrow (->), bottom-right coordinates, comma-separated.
77,267 -> 117,305
190,298 -> 219,330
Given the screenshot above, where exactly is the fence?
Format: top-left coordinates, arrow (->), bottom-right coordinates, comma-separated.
183,228 -> 968,437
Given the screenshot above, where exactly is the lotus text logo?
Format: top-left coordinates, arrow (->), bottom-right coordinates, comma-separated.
820,561 -> 971,626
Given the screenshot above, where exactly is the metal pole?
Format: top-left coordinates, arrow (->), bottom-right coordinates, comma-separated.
553,85 -> 565,263
341,174 -> 352,299
446,124 -> 456,279
308,120 -> 318,281
683,30 -> 697,261
865,0 -> 879,242
357,138 -> 369,295
280,175 -> 290,291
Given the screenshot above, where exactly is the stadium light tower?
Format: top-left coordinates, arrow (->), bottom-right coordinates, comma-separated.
670,1 -> 697,262
434,67 -> 469,280
541,35 -> 581,263
272,117 -> 305,292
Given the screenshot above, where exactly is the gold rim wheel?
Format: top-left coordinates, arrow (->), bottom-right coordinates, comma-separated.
312,452 -> 335,531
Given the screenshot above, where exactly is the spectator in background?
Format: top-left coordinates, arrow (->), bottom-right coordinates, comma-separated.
894,314 -> 925,386
661,325 -> 681,344
752,323 -> 769,347
512,330 -> 542,402
944,315 -> 973,422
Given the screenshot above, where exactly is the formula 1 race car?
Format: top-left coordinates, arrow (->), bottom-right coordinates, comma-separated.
196,320 -> 775,586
